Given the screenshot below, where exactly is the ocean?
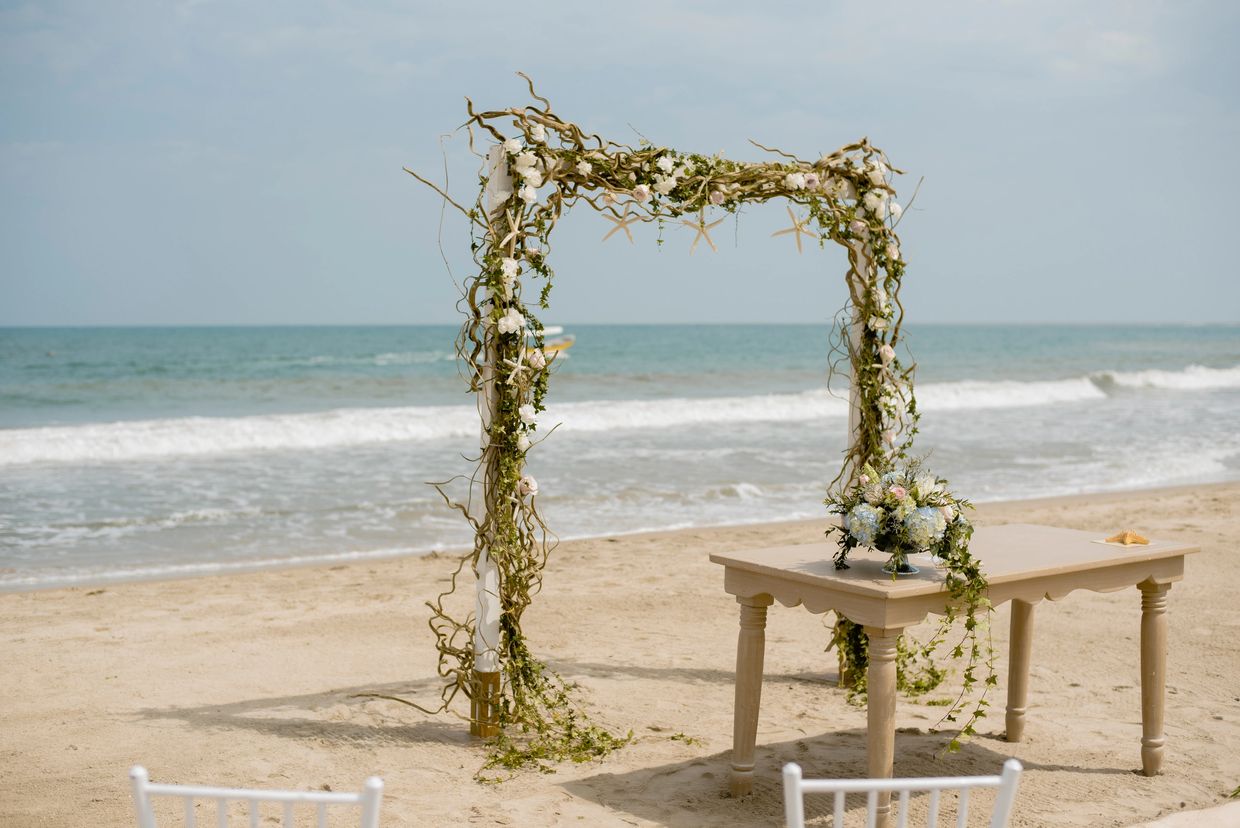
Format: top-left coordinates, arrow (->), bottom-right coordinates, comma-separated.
1,324 -> 1238,591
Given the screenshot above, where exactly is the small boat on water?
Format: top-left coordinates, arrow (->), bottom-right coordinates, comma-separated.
536,325 -> 575,356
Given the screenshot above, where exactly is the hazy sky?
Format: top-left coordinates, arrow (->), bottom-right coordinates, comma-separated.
2,1 -> 1238,326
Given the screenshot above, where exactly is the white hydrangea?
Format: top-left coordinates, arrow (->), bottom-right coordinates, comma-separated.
518,403 -> 537,425
502,137 -> 522,154
575,160 -> 593,176
529,123 -> 546,142
784,172 -> 806,190
656,155 -> 676,173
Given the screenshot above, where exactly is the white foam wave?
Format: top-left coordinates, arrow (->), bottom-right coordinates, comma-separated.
3,363 -> 1235,466
917,377 -> 1105,410
0,405 -> 479,466
1095,364 -> 1240,391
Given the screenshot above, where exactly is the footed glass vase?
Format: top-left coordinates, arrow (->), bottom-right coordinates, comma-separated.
881,547 -> 920,576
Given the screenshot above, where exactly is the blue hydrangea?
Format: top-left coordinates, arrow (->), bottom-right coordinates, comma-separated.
904,506 -> 948,549
845,503 -> 882,547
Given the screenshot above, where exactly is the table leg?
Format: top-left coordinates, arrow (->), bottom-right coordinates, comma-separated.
730,594 -> 773,797
1005,599 -> 1036,742
1139,580 -> 1170,776
864,627 -> 900,828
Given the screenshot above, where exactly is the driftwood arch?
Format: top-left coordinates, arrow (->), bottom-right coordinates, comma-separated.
403,76 -> 917,770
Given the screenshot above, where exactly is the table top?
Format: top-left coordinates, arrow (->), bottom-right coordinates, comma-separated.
709,523 -> 1198,601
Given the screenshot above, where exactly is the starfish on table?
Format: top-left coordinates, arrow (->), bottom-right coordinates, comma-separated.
681,209 -> 725,254
771,206 -> 818,254
601,205 -> 640,244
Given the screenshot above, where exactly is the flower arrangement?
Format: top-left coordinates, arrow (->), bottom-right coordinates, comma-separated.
826,459 -> 971,575
826,458 -> 995,752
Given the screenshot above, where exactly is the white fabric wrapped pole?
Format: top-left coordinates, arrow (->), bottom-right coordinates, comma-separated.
469,145 -> 512,736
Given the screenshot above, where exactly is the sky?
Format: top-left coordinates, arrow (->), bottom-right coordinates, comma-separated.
1,0 -> 1238,326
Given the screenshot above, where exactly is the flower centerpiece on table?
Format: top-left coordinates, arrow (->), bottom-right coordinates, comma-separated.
825,459 -> 972,576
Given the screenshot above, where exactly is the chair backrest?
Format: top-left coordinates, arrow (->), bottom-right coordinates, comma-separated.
783,759 -> 1022,828
130,766 -> 383,828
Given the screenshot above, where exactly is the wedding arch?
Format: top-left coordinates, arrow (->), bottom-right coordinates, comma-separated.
396,76 -> 981,773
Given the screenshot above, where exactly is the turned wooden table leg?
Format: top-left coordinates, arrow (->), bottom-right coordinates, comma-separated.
1139,580 -> 1170,776
730,594 -> 773,797
1005,599 -> 1036,742
864,627 -> 900,828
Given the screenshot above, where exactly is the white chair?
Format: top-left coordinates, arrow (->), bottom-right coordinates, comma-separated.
129,766 -> 383,828
783,758 -> 1022,828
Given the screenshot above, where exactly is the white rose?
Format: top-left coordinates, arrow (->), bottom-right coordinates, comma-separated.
529,123 -> 546,142
513,151 -> 537,172
527,349 -> 547,370
503,137 -> 522,154
889,202 -> 903,220
632,184 -> 651,202
517,475 -> 539,497
652,174 -> 676,195
868,161 -> 888,186
863,190 -> 887,219
575,160 -> 593,176
518,403 -> 537,425
519,168 -> 543,187
497,307 -> 525,335
885,241 -> 900,261
784,172 -> 806,190
516,433 -> 531,451
878,344 -> 895,364
656,155 -> 675,173
501,257 -> 519,278
518,184 -> 538,204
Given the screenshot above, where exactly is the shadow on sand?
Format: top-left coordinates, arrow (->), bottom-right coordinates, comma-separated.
562,725 -> 1134,828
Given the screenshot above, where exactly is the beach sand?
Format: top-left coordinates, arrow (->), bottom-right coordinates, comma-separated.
2,483 -> 1238,827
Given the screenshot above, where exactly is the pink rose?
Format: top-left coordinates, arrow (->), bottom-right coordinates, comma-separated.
709,190 -> 725,205
528,349 -> 547,370
889,485 -> 907,499
804,172 -> 820,189
518,475 -> 539,497
859,474 -> 870,486
849,219 -> 867,235
632,184 -> 651,203
878,344 -> 895,364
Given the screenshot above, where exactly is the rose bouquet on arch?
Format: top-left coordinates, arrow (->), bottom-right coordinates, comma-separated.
825,458 -> 973,576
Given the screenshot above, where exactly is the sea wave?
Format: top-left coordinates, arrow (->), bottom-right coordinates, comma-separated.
1092,363 -> 1240,391
2,363 -> 1235,466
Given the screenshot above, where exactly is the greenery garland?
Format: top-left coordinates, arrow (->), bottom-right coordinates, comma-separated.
397,74 -> 992,771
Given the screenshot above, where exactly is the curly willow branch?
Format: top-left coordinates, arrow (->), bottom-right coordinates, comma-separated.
391,74 -> 981,774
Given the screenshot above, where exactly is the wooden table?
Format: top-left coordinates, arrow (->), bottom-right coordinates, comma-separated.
711,523 -> 1196,821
